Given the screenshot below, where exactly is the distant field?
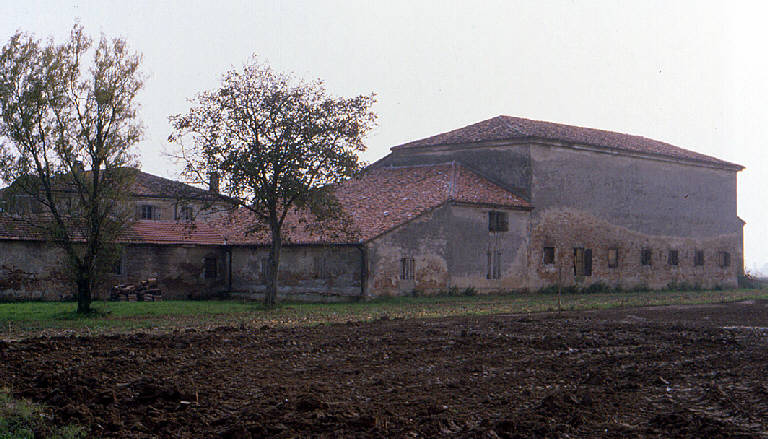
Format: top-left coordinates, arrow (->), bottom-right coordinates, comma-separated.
1,288 -> 766,339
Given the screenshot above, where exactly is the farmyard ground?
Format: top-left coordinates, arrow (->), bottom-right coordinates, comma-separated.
1,295 -> 767,437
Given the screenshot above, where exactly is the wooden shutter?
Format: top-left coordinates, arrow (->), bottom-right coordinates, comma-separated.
573,248 -> 584,276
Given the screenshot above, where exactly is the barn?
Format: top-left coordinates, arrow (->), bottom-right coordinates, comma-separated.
0,116 -> 744,300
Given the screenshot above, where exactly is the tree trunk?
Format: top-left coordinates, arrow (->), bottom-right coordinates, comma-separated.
76,272 -> 92,314
265,224 -> 282,308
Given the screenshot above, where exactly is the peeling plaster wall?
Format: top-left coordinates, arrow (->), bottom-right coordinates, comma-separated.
528,145 -> 742,289
230,246 -> 361,302
366,204 -> 529,296
0,241 -> 71,300
115,245 -> 228,299
0,241 -> 227,300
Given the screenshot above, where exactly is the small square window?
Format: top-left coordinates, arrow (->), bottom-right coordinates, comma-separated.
176,205 -> 193,221
607,248 -> 618,268
694,250 -> 705,266
668,250 -> 679,266
488,211 -> 508,232
400,257 -> 415,280
204,257 -> 217,279
573,248 -> 592,276
641,249 -> 652,266
313,256 -> 327,278
542,247 -> 555,265
140,205 -> 154,220
111,251 -> 124,275
718,251 -> 730,268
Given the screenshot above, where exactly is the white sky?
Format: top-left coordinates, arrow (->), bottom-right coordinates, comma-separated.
3,0 -> 766,273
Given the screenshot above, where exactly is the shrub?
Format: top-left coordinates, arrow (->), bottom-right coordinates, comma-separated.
582,282 -> 611,294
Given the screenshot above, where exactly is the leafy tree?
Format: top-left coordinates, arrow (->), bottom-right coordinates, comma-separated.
170,57 -> 376,307
0,25 -> 143,313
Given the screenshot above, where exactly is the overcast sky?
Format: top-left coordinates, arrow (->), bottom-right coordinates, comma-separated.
3,0 -> 766,272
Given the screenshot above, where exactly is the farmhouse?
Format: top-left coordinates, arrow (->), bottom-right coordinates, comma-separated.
0,116 -> 744,300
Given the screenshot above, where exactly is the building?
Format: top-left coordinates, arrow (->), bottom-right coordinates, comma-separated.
0,116 -> 745,301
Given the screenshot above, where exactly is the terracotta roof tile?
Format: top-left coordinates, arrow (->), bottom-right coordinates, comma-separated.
121,221 -> 226,245
0,216 -> 226,246
1,164 -> 530,246
218,163 -> 530,245
393,116 -> 742,169
0,215 -> 45,241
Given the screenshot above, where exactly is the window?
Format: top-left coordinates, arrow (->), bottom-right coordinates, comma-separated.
313,256 -> 326,278
694,250 -> 704,266
260,257 -> 271,280
487,250 -> 502,279
641,248 -> 652,266
140,205 -> 154,220
668,250 -> 679,266
542,247 -> 555,265
400,257 -> 415,280
488,211 -> 508,232
176,205 -> 193,221
718,251 -> 730,268
110,251 -> 124,275
573,248 -> 592,276
204,257 -> 217,279
607,248 -> 619,268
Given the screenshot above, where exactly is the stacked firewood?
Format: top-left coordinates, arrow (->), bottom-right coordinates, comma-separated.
110,278 -> 162,302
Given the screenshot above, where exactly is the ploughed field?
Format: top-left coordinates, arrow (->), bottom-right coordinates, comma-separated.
1,301 -> 768,438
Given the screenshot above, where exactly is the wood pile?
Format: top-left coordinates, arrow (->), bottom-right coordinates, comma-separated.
110,278 -> 162,302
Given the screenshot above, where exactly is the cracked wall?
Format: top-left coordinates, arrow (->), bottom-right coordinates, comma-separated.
366,203 -> 529,296
230,246 -> 361,302
528,145 -> 742,289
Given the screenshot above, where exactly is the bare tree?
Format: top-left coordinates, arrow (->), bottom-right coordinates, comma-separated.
170,57 -> 375,307
0,25 -> 143,313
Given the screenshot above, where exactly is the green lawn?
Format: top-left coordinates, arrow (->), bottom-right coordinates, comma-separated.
1,288 -> 766,339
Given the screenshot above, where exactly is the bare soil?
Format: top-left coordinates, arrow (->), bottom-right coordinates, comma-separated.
1,301 -> 768,438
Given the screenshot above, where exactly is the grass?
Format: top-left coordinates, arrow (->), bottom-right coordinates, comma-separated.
1,288 -> 767,339
0,389 -> 85,439
0,290 -> 768,340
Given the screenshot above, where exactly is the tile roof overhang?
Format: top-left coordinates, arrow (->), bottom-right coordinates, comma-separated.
216,162 -> 531,246
0,216 -> 226,246
0,163 -> 531,246
392,116 -> 744,171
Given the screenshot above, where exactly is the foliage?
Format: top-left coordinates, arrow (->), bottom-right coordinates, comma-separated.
0,389 -> 85,438
170,56 -> 376,307
0,25 -> 144,313
438,286 -> 478,297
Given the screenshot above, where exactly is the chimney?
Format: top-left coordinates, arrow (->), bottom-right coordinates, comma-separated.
209,172 -> 220,193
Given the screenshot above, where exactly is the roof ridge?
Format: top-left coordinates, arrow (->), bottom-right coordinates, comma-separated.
391,115 -> 742,170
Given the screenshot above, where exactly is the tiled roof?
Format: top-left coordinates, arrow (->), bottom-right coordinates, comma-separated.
128,170 -> 213,199
393,116 -> 743,169
121,221 -> 226,245
218,163 -> 530,245
0,168 -> 212,200
0,216 -> 225,246
1,164 -> 529,246
0,215 -> 45,241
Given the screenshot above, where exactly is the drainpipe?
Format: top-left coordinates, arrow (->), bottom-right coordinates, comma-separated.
356,244 -> 367,299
